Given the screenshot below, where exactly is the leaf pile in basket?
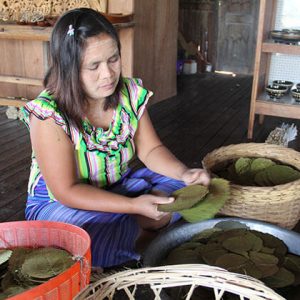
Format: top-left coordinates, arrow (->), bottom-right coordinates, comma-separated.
216,157 -> 300,186
158,178 -> 230,222
0,247 -> 74,299
164,227 -> 300,290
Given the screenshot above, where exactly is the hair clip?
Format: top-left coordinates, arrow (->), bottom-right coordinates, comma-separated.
67,24 -> 75,37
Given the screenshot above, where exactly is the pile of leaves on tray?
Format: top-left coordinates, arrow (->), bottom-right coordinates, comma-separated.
0,247 -> 74,299
164,223 -> 300,299
158,178 -> 230,223
215,157 -> 300,186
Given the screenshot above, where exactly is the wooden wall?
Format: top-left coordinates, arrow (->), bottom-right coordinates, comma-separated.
133,0 -> 178,104
0,39 -> 46,100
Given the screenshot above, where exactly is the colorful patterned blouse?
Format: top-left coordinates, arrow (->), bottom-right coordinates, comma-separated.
21,77 -> 152,200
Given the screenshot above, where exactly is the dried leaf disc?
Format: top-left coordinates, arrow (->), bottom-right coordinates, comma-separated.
191,228 -> 222,243
201,249 -> 228,265
179,178 -> 230,223
249,251 -> 279,278
263,267 -> 295,288
260,246 -> 275,255
254,169 -> 273,186
210,228 -> 247,244
266,164 -> 300,185
158,185 -> 208,212
222,235 -> 253,254
250,158 -> 275,174
215,253 -> 248,271
251,231 -> 287,259
21,247 -> 73,279
283,254 -> 300,273
235,157 -> 252,175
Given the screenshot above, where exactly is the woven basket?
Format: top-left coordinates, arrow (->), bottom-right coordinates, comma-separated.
74,264 -> 284,300
202,143 -> 300,229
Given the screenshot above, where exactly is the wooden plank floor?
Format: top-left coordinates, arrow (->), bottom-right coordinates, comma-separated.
1,73 -> 300,231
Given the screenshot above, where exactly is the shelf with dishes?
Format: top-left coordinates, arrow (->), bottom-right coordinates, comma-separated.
254,80 -> 300,119
255,98 -> 300,119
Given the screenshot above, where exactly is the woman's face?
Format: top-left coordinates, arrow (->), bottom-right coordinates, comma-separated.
80,33 -> 121,102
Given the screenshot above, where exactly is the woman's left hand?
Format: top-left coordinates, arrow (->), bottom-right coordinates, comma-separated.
181,168 -> 210,186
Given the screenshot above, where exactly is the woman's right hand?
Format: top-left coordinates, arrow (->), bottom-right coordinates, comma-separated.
132,194 -> 174,220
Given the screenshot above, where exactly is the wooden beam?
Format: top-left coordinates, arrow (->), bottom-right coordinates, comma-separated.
0,25 -> 52,41
0,97 -> 28,107
0,75 -> 43,86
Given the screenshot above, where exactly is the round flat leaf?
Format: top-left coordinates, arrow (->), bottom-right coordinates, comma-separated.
191,228 -> 222,243
251,230 -> 287,260
236,261 -> 263,279
21,247 -> 73,279
202,249 -> 228,265
214,220 -> 249,231
210,228 -> 247,244
158,185 -> 208,212
179,178 -> 230,223
254,170 -> 273,186
235,158 -> 252,176
249,251 -> 279,278
222,231 -> 262,254
263,267 -> 295,288
266,164 -> 300,185
260,246 -> 275,255
215,253 -> 248,271
284,254 -> 300,273
250,158 -> 275,174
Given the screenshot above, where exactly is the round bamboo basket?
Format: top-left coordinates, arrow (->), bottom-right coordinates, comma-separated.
74,264 -> 284,300
202,143 -> 300,229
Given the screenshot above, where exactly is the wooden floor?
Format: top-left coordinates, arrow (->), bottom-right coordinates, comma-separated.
1,73 -> 300,229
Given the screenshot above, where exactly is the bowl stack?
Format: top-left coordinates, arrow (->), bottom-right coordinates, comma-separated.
266,80 -> 300,102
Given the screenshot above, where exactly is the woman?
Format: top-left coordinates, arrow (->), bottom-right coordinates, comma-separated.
21,8 -> 210,268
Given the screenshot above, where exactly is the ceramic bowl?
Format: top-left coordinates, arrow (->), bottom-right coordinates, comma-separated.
265,84 -> 287,99
291,88 -> 300,102
273,80 -> 293,92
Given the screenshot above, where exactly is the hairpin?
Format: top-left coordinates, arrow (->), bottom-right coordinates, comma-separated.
67,24 -> 75,37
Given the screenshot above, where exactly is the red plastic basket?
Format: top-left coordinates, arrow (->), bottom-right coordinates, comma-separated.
0,221 -> 91,300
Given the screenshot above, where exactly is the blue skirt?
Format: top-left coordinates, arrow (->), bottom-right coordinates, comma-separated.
26,168 -> 185,268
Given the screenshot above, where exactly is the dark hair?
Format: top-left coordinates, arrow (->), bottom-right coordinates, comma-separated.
44,8 -> 123,130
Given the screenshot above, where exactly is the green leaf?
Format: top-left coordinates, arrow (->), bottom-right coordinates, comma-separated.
158,184 -> 208,212
178,178 -> 230,223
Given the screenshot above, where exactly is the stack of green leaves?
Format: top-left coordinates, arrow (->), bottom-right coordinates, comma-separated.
0,247 -> 74,299
216,157 -> 300,186
158,178 -> 230,223
165,227 -> 300,289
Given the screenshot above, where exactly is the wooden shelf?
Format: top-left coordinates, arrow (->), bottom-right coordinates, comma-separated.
262,41 -> 300,55
255,96 -> 300,119
0,22 -> 135,41
247,0 -> 300,139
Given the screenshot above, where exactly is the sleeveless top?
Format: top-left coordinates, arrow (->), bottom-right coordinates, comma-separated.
21,78 -> 152,201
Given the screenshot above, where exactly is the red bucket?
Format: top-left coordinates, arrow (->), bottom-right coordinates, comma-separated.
0,221 -> 91,300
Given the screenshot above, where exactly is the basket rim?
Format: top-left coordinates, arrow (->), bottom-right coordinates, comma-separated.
74,264 -> 285,300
